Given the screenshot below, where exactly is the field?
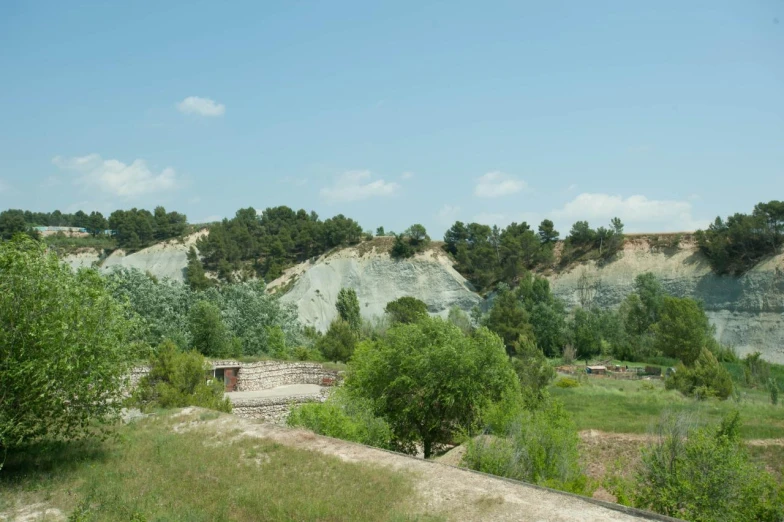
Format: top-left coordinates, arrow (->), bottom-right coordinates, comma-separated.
551,374 -> 784,439
0,410 -> 433,522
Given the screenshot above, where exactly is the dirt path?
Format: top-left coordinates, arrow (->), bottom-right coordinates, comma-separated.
174,408 -> 675,522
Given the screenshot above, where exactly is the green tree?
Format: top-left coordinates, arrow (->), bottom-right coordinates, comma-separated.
189,300 -> 236,357
336,287 -> 361,331
87,211 -> 108,237
537,219 -> 559,244
185,246 -> 211,291
665,348 -> 734,400
485,289 -> 534,355
347,318 -> 518,458
620,412 -> 783,521
511,336 -> 556,407
0,212 -> 37,241
375,226 -> 385,236
132,340 -> 231,413
316,319 -> 357,363
384,296 -> 428,324
0,236 -> 140,451
405,224 -> 429,247
654,296 -> 713,366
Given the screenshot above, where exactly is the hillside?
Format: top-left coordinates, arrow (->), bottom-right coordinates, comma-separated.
61,233 -> 784,363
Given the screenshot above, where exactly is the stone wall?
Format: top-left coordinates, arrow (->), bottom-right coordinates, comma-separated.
126,361 -> 339,392
231,391 -> 329,423
227,361 -> 339,392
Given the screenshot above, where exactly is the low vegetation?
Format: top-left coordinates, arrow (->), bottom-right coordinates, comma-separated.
1,411 -> 429,521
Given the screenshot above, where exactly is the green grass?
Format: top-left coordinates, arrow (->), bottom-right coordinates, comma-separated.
551,376 -> 784,439
0,410 -> 436,521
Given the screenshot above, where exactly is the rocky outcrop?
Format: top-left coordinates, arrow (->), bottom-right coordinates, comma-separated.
270,243 -> 482,332
549,238 -> 784,363
62,230 -> 207,282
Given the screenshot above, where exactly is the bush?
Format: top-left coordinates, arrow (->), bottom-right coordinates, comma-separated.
555,377 -> 580,388
287,390 -> 394,450
316,319 -> 357,362
0,236 -> 141,451
614,411 -> 784,521
384,296 -> 428,324
665,348 -> 734,400
462,399 -> 589,494
132,341 -> 232,413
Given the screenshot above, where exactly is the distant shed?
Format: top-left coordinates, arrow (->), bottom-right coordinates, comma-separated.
586,365 -> 607,375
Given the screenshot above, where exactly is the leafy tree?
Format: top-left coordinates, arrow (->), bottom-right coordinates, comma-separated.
571,307 -> 603,362
390,233 -> 414,259
375,226 -> 385,236
87,211 -> 108,237
405,224 -> 429,247
654,296 -> 713,366
189,300 -> 238,358
384,296 -> 428,324
515,274 -> 567,357
336,287 -> 361,331
132,340 -> 231,413
567,221 -> 596,245
0,236 -> 140,451
316,319 -> 357,362
617,412 -> 784,520
347,319 -> 518,458
185,246 -> 211,291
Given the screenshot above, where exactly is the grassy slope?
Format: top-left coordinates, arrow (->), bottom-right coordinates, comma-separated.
0,410 -> 435,522
551,376 -> 784,439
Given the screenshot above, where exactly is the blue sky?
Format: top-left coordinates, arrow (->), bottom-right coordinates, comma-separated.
1,1 -> 782,236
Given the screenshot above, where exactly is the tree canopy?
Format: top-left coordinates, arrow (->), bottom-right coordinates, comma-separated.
346,318 -> 518,458
384,296 -> 429,324
196,206 -> 364,281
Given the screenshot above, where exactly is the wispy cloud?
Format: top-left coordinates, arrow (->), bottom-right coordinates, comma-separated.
53,154 -> 180,198
320,170 -> 399,204
176,96 -> 225,117
551,193 -> 708,232
401,171 -> 414,180
474,171 -> 526,198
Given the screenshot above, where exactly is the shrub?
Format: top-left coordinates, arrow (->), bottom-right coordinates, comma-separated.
0,236 -> 141,451
462,399 -> 589,494
555,377 -> 580,388
665,348 -> 734,400
316,319 -> 357,362
616,411 -> 784,521
561,344 -> 576,365
132,341 -> 232,413
384,296 -> 428,324
287,390 -> 394,450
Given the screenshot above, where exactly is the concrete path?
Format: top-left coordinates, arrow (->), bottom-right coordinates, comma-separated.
226,384 -> 323,401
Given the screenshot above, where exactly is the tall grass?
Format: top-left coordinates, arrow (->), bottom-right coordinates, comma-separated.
551,377 -> 784,439
1,411 -> 435,521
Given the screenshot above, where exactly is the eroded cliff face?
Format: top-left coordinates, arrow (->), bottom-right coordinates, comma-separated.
268,245 -> 481,332
548,239 -> 784,363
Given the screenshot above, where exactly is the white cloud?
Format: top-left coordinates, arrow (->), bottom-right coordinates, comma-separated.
53,154 -> 179,197
401,171 -> 414,180
474,171 -> 527,198
320,170 -> 400,204
551,193 -> 708,232
436,204 -> 461,224
176,96 -> 225,117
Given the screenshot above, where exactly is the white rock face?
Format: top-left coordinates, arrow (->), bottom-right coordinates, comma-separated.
62,231 -> 207,283
548,238 -> 784,363
270,246 -> 482,332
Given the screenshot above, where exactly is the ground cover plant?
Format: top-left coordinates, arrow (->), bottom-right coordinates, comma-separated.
0,411 -> 434,521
